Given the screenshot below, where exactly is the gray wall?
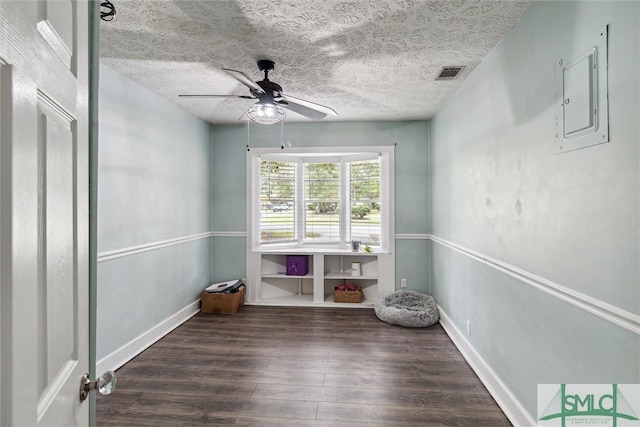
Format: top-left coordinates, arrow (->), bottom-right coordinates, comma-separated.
429,1 -> 639,420
210,121 -> 430,290
97,65 -> 212,361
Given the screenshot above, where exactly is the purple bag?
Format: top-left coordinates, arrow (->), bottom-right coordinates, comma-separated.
286,255 -> 309,276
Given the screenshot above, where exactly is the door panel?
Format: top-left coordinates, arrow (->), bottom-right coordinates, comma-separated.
37,0 -> 74,69
0,1 -> 90,425
37,97 -> 78,419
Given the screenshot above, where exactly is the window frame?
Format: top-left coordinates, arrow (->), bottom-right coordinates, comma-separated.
248,146 -> 394,253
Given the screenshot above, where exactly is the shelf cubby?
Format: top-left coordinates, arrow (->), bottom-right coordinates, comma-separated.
247,250 -> 394,308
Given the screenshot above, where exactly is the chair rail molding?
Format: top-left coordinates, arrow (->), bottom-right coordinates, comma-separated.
430,234 -> 640,335
97,231 -> 214,263
395,233 -> 430,240
211,231 -> 247,237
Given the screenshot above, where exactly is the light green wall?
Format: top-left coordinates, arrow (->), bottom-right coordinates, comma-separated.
430,1 -> 639,419
210,121 -> 430,291
97,65 -> 212,361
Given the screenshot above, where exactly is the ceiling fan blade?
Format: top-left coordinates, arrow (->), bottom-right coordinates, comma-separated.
222,68 -> 265,94
277,100 -> 326,120
277,94 -> 338,118
178,94 -> 256,99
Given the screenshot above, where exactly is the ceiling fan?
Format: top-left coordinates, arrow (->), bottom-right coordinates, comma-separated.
179,60 -> 338,124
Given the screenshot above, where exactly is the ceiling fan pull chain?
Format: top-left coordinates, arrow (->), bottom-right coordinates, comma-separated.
246,117 -> 251,151
280,120 -> 284,150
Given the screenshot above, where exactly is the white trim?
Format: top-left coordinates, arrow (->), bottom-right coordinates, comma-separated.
395,233 -> 430,240
96,300 -> 200,373
250,145 -> 393,155
438,307 -> 536,427
381,150 -> 394,254
430,234 -> 640,335
339,160 -> 348,241
97,232 -> 213,263
0,59 -> 10,427
211,231 -> 246,237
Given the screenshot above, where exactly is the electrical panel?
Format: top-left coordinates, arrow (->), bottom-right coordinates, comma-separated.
555,26 -> 609,153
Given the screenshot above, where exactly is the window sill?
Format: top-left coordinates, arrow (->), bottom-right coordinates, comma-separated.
254,247 -> 389,255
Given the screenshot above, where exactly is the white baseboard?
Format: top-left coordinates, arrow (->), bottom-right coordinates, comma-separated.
437,306 -> 536,427
96,300 -> 201,374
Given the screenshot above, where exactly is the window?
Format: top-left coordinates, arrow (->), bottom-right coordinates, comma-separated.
249,147 -> 393,251
349,159 -> 381,245
304,162 -> 340,242
259,160 -> 296,243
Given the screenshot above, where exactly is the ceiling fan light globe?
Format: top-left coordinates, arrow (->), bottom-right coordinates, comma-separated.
264,105 -> 274,117
247,103 -> 285,125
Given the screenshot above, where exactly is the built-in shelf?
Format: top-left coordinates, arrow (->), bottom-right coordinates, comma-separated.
246,251 -> 394,307
250,294 -> 315,306
323,294 -> 375,307
261,273 -> 313,279
245,293 -> 374,308
325,272 -> 377,280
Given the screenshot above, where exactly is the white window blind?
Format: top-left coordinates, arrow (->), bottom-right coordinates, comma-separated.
260,160 -> 296,244
304,163 -> 341,242
349,159 -> 381,245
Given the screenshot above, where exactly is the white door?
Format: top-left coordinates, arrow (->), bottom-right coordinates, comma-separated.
0,1 -> 91,425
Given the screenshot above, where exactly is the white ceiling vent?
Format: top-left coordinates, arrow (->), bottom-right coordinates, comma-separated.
436,66 -> 465,80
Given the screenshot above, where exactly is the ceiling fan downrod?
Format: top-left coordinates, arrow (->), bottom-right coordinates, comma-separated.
257,59 -> 275,81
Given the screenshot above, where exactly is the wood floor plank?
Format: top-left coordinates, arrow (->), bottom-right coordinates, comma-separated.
252,383 -> 492,407
97,306 -> 511,426
323,371 -> 485,391
125,393 -> 319,421
265,357 -> 477,377
120,361 -> 326,386
316,401 -> 512,426
230,415 -> 431,427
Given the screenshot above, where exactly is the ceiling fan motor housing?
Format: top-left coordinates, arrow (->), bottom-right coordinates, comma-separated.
253,80 -> 283,104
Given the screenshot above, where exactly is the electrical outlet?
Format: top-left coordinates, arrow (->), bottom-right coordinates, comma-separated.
466,320 -> 471,336
400,278 -> 407,288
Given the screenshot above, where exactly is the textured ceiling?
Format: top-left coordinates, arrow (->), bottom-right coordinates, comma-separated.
100,0 -> 533,125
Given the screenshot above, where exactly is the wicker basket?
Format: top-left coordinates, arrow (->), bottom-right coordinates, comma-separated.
334,289 -> 364,303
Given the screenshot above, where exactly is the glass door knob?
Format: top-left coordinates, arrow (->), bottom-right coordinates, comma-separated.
79,370 -> 116,402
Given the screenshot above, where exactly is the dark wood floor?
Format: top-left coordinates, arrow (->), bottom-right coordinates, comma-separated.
96,306 -> 511,426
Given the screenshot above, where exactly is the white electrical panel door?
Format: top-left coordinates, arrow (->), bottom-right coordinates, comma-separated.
556,26 -> 609,153
563,49 -> 596,138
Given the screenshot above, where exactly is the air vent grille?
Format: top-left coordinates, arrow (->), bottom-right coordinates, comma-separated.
436,66 -> 465,80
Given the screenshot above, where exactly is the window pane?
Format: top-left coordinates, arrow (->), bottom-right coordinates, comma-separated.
260,160 -> 295,244
255,152 -> 387,250
350,160 -> 381,245
304,163 -> 340,242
